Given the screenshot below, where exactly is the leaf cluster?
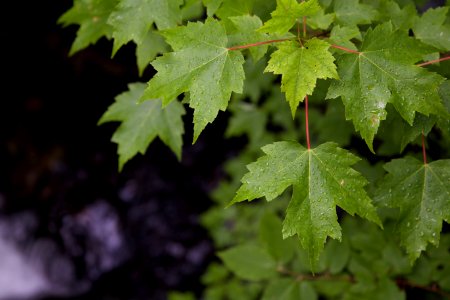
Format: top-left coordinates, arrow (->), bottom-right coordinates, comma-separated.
59,0 -> 450,298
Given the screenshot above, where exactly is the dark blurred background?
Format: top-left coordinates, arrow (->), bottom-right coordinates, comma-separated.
1,1 -> 448,300
0,1 -> 239,299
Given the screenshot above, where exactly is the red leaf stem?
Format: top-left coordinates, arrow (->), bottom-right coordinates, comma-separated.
302,9 -> 311,150
416,55 -> 450,67
305,95 -> 311,150
330,44 -> 361,54
396,279 -> 450,299
227,38 -> 293,50
421,131 -> 427,165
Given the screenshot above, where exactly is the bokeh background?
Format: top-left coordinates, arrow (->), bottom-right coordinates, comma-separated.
0,1 -> 245,299
1,1 -> 449,300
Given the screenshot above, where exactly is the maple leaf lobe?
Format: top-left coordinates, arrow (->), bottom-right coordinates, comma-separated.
327,22 -> 445,151
266,38 -> 338,116
99,83 -> 185,170
140,19 -> 245,142
232,141 -> 380,265
376,157 -> 450,262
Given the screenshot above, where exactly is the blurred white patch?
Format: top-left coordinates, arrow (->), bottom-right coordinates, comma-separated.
0,200 -> 127,300
0,239 -> 50,299
0,212 -> 51,300
0,212 -> 88,300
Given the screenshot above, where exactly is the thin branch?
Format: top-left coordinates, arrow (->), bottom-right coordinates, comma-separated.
310,30 -> 331,38
330,44 -> 361,54
227,38 -> 293,51
397,279 -> 450,299
416,54 -> 450,67
421,131 -> 427,164
278,267 -> 450,299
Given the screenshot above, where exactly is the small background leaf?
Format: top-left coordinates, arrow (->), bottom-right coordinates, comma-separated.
218,244 -> 277,280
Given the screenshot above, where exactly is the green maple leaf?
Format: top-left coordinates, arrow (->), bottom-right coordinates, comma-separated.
263,279 -> 317,300
215,0 -> 253,18
107,0 -> 182,55
180,0 -> 204,21
266,38 -> 338,116
230,141 -> 381,265
308,10 -> 335,30
99,83 -> 185,170
225,102 -> 271,148
327,22 -> 446,151
136,29 -> 168,76
397,113 -> 436,152
227,15 -> 269,61
218,244 -> 277,280
413,7 -> 450,51
258,0 -> 321,34
333,0 -> 377,26
238,57 -> 275,103
202,0 -> 223,16
375,105 -> 438,155
216,0 -> 275,20
58,0 -> 118,55
140,19 -> 245,142
375,157 -> 450,262
374,0 -> 417,30
315,100 -> 354,146
329,25 -> 361,51
437,80 -> 450,142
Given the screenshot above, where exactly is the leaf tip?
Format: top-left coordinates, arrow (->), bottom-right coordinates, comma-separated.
227,193 -> 244,208
289,101 -> 300,118
290,108 -> 297,119
364,138 -> 376,154
225,200 -> 236,209
192,134 -> 199,145
111,44 -> 120,59
407,251 -> 421,265
117,159 -> 125,173
192,119 -> 208,145
175,151 -> 182,162
97,116 -> 106,126
373,214 -> 383,229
